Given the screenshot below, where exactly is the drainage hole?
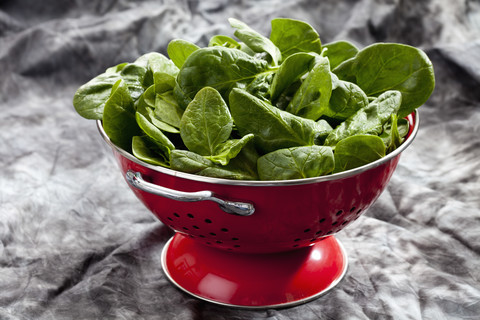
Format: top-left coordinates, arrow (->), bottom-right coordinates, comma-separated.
183,227 -> 189,231
187,213 -> 194,218
216,240 -> 223,244
350,206 -> 356,213
293,244 -> 299,248
336,210 -> 343,216
173,213 -> 180,217
193,225 -> 200,229
310,238 -> 317,242
294,238 -> 301,242
332,221 -> 338,226
198,235 -> 205,238
319,218 -> 326,223
206,242 -> 212,245
209,232 -> 217,236
232,237 -> 239,241
167,217 -> 173,221
315,230 -> 322,235
221,228 -> 229,232
341,220 -> 349,225
204,219 -> 212,224
357,209 -> 363,215
304,228 -> 311,233
233,245 -> 240,248
326,230 -> 333,235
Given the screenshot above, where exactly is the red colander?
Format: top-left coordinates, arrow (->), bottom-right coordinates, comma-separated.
97,112 -> 418,308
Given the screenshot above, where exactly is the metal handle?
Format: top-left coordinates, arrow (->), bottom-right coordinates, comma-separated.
125,170 -> 255,216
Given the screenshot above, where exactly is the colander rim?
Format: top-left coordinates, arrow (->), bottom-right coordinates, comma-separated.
97,111 -> 418,186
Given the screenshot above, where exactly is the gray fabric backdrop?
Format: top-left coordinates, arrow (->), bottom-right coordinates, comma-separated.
1,0 -> 479,319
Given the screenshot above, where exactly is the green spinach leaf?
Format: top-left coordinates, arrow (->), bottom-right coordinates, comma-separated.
286,55 -> 332,120
208,134 -> 255,165
132,135 -> 170,167
333,135 -> 386,173
380,114 -> 409,153
170,149 -> 257,180
74,72 -> 123,120
154,91 -> 183,129
257,145 -> 334,180
135,111 -> 175,153
325,73 -> 369,120
135,87 -> 179,134
333,43 -> 435,118
180,87 -> 233,156
102,79 -> 141,151
323,40 -> 358,70
167,39 -> 200,69
269,18 -> 322,59
174,46 -> 270,108
229,18 -> 282,66
325,90 -> 402,146
229,88 -> 322,153
209,35 -> 242,49
74,53 -> 175,120
270,52 -> 317,102
314,119 -> 334,145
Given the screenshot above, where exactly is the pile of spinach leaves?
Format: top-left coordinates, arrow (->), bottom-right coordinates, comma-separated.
73,18 -> 435,181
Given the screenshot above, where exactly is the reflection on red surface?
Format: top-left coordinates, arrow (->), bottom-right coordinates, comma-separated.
163,234 -> 347,307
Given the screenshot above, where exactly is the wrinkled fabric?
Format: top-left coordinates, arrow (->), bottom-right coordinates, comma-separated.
1,0 -> 479,319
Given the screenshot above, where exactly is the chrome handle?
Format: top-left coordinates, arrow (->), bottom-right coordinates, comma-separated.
125,170 -> 255,216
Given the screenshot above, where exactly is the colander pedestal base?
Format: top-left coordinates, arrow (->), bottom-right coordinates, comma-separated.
161,233 -> 348,308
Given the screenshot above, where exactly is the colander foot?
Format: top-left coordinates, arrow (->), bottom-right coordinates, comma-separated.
161,233 -> 348,308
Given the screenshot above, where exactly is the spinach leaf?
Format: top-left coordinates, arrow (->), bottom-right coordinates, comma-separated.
323,40 -> 358,70
380,114 -> 409,153
314,119 -> 333,145
325,73 -> 369,120
229,18 -> 282,66
154,91 -> 183,130
208,134 -> 254,165
180,87 -> 233,156
174,46 -> 270,108
209,35 -> 242,49
226,139 -> 259,179
145,52 -> 179,76
270,52 -> 317,102
257,145 -> 334,180
121,52 -> 177,95
102,80 -> 141,151
74,72 -> 123,120
153,72 -> 176,94
332,57 -> 357,83
286,55 -> 332,120
269,18 -> 322,59
132,136 -> 170,167
325,90 -> 402,146
245,72 -> 274,99
229,88 -> 322,153
333,135 -> 386,173
170,149 -> 257,180
135,111 -> 175,153
74,53 -> 175,120
105,62 -> 128,74
135,87 -> 179,134
334,43 -> 435,118
167,39 -> 200,69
